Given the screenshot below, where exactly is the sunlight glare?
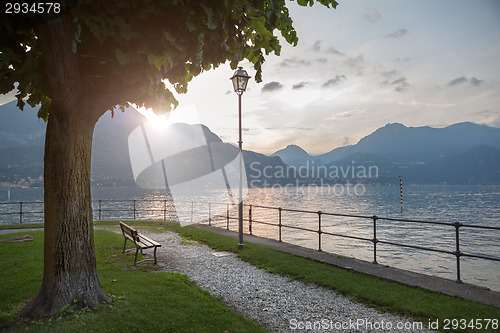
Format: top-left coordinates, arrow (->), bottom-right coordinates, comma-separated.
133,104 -> 169,129
132,103 -> 201,129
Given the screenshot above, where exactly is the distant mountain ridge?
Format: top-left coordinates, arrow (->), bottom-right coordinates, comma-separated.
270,122 -> 500,184
273,122 -> 500,165
270,144 -> 311,166
0,102 -> 45,148
1,100 -> 500,185
0,101 -> 288,187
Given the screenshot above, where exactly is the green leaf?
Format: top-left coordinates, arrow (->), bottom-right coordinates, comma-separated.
152,55 -> 172,70
201,4 -> 216,29
115,48 -> 130,65
186,19 -> 195,32
164,31 -> 176,43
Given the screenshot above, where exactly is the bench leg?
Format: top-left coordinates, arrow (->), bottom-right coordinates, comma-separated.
122,238 -> 128,254
154,246 -> 158,264
134,248 -> 139,266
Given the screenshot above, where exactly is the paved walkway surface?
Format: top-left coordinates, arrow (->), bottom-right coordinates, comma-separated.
194,224 -> 500,308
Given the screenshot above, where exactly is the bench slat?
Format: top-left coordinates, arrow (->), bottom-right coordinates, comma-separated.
138,235 -> 161,247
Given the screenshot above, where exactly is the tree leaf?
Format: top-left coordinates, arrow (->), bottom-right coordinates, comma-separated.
114,48 -> 130,65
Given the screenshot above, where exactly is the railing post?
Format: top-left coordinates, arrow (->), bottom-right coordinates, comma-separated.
249,205 -> 252,235
318,211 -> 323,252
19,201 -> 23,223
164,199 -> 167,221
454,222 -> 463,283
226,204 -> 230,230
208,202 -> 211,226
191,201 -> 194,225
372,215 -> 378,264
132,200 -> 136,220
98,200 -> 102,220
278,207 -> 282,242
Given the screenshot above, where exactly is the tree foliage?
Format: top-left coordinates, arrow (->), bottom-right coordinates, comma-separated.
1,0 -> 337,119
0,0 -> 338,318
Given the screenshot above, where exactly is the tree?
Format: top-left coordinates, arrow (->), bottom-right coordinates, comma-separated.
0,0 -> 337,317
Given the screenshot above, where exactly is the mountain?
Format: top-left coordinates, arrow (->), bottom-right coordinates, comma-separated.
91,107 -> 144,186
316,145 -> 356,164
0,101 -> 289,187
2,100 -> 499,186
272,122 -> 500,165
270,122 -> 500,184
346,122 -> 500,163
270,144 -> 311,167
407,145 -> 500,184
0,101 -> 45,148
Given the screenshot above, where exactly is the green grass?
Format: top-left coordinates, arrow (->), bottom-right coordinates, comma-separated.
0,228 -> 266,332
174,223 -> 500,333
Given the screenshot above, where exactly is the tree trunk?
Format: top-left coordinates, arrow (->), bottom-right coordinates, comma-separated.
21,109 -> 111,318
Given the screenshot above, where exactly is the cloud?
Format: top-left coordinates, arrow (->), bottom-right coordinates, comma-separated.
265,127 -> 314,131
447,76 -> 484,87
325,109 -> 365,120
326,47 -> 344,56
279,57 -> 311,67
391,77 -> 409,92
312,40 -> 322,52
344,55 -> 365,75
470,77 -> 484,87
322,75 -> 346,88
292,82 -> 309,90
381,69 -> 398,79
470,109 -> 500,127
384,28 -> 408,39
261,81 -> 283,92
394,57 -> 412,62
364,7 -> 381,23
448,76 -> 468,86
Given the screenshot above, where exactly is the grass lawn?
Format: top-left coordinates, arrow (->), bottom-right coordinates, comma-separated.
0,228 -> 266,332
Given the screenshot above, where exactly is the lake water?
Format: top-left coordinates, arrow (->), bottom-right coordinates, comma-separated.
1,184 -> 499,292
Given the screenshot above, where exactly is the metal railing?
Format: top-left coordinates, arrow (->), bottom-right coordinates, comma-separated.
0,201 -> 44,224
1,199 -> 499,284
240,204 -> 500,283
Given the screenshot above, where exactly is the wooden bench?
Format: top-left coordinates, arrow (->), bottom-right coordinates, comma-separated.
120,222 -> 161,265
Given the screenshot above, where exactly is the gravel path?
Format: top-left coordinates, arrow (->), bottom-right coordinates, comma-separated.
0,228 -> 40,235
142,229 -> 432,332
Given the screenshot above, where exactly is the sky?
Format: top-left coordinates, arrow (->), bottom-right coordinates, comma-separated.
2,0 -> 499,155
170,0 -> 500,154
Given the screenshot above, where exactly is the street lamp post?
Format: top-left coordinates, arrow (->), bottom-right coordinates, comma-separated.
230,66 -> 251,250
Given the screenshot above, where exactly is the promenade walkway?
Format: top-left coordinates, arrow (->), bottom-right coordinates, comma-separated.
2,225 -> 497,332
194,224 -> 500,308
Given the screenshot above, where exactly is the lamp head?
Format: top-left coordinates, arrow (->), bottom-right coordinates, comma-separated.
230,67 -> 251,95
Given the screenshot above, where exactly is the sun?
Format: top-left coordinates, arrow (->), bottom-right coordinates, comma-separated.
132,104 -> 169,129
132,103 -> 201,129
